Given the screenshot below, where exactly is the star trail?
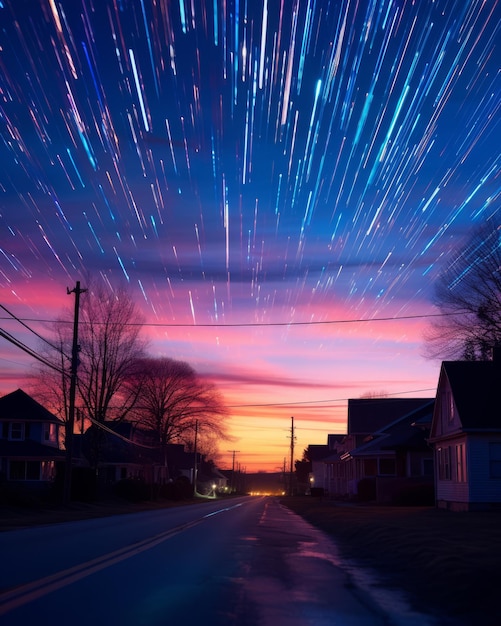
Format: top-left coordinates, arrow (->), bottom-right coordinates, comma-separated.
0,0 -> 499,470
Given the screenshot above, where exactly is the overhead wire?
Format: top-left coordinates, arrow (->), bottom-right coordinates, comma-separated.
0,327 -> 65,374
0,304 -> 70,357
0,309 -> 465,328
227,387 -> 437,408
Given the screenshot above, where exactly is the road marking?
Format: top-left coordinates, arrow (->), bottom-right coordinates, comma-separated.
202,502 -> 243,518
0,518 -> 201,616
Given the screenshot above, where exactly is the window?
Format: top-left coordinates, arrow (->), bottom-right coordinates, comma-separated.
442,391 -> 455,422
43,423 -> 56,443
438,446 -> 451,480
8,460 -> 41,480
448,392 -> 455,421
41,461 -> 55,481
455,443 -> 466,482
9,461 -> 26,480
26,461 -> 40,480
489,443 -> 501,479
9,422 -> 25,441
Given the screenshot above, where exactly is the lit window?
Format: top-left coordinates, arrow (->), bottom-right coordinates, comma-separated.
455,444 -> 466,483
44,423 -> 56,442
41,461 -> 55,480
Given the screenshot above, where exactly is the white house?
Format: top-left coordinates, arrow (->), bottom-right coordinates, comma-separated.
429,351 -> 501,511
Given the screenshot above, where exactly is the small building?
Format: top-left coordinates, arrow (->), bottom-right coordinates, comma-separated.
346,400 -> 435,503
429,352 -> 501,511
0,388 -> 65,490
75,421 -> 199,488
330,398 -> 434,499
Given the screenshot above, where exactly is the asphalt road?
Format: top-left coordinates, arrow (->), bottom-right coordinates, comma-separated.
0,497 -> 432,625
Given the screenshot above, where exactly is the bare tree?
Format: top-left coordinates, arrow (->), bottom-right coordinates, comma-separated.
125,357 -> 229,448
32,282 -> 146,448
425,220 -> 501,360
30,323 -> 72,425
75,283 -> 147,430
359,390 -> 389,398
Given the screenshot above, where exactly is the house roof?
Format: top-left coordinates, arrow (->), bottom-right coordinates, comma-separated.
76,422 -> 199,471
0,389 -> 63,424
327,434 -> 345,448
307,444 -> 330,461
441,360 -> 501,429
347,398 -> 435,434
350,400 -> 435,457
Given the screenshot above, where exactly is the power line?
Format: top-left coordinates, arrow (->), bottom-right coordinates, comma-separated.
227,387 -> 436,408
0,310 -> 464,328
0,304 -> 69,357
0,327 -> 65,374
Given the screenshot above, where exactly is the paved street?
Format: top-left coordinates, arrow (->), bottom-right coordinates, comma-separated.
0,497 -> 434,625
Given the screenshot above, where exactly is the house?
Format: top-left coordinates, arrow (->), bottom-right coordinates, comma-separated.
75,421 -> 200,487
330,398 -> 434,499
308,398 -> 434,501
307,438 -> 343,495
0,389 -> 65,489
345,400 -> 435,503
429,352 -> 501,511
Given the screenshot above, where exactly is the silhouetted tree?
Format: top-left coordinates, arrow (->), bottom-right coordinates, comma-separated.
125,357 -> 229,448
359,390 -> 389,398
295,457 -> 312,484
425,220 -> 501,360
32,282 -> 146,462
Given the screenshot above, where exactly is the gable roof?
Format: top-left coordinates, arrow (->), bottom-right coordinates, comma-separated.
307,444 -> 330,462
347,398 -> 435,435
76,421 -> 198,471
441,360 -> 501,429
350,400 -> 435,457
0,389 -> 63,424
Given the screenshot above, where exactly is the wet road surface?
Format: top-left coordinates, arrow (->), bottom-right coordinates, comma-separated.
0,497 -> 436,625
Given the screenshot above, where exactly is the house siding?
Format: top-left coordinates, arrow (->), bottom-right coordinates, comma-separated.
467,436 -> 501,506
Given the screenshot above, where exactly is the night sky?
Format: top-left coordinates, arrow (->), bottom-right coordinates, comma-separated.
0,0 -> 499,471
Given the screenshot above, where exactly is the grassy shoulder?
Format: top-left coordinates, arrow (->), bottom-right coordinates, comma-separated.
280,496 -> 500,625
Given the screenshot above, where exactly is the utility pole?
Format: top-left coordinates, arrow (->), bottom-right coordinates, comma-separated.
228,449 -> 240,493
289,416 -> 295,496
63,281 -> 86,506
